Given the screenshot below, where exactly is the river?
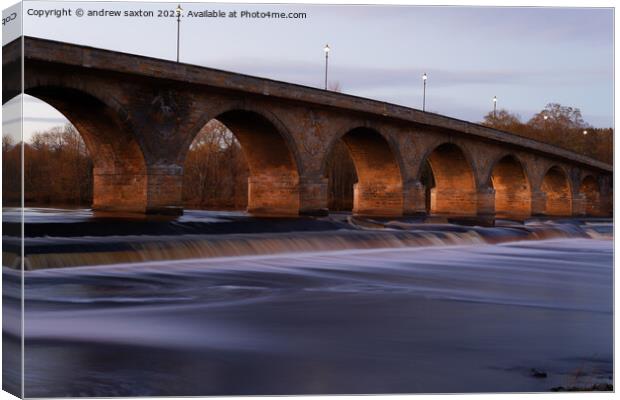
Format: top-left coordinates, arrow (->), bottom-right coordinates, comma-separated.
2,209 -> 613,396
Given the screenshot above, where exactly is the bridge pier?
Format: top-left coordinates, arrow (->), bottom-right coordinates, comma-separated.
247,175 -> 300,216
145,165 -> 184,215
494,189 -> 532,219
545,192 -> 572,216
571,193 -> 587,217
599,193 -> 613,216
92,168 -> 147,213
476,186 -> 496,217
93,164 -> 185,215
430,188 -> 478,216
353,182 -> 403,216
530,190 -> 547,216
299,176 -> 329,216
403,180 -> 427,215
584,192 -> 613,217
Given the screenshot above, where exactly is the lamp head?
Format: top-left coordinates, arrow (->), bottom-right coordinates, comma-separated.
176,4 -> 183,16
423,73 -> 427,81
324,44 -> 330,53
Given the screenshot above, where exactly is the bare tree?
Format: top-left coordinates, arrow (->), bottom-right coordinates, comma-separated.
480,103 -> 611,164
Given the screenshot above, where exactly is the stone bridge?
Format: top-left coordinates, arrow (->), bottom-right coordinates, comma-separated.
3,37 -> 613,219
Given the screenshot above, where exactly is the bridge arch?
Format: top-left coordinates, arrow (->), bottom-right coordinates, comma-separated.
540,165 -> 572,216
184,108 -> 301,216
579,175 -> 601,216
184,102 -> 305,173
488,154 -> 531,219
322,126 -> 403,216
22,86 -> 148,213
421,142 -> 477,215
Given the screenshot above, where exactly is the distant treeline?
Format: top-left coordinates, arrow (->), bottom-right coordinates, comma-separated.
3,126 -> 93,206
480,103 -> 612,164
182,120 -> 249,209
2,102 -> 611,209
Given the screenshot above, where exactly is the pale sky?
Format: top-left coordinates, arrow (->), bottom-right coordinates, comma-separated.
2,1 -> 614,142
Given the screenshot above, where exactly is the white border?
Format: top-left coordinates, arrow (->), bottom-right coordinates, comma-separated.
0,1 -> 616,400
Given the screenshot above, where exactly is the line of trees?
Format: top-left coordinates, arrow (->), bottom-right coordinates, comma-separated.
182,120 -> 249,209
481,103 -> 613,164
3,124 -> 93,206
2,134 -> 21,205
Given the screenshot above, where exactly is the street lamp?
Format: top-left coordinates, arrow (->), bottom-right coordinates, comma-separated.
583,130 -> 588,135
324,44 -> 330,90
176,4 -> 183,62
422,73 -> 427,112
493,96 -> 497,118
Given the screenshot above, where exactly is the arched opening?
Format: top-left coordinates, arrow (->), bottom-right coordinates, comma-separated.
579,175 -> 601,216
419,161 -> 435,213
490,155 -> 531,219
11,89 -> 148,212
183,110 -> 300,216
324,127 -> 403,216
182,120 -> 249,210
3,95 -> 26,207
541,166 -> 572,216
324,140 -> 357,211
423,143 -> 476,215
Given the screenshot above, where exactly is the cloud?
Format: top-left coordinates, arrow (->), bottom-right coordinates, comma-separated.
3,117 -> 69,125
213,57 -> 611,93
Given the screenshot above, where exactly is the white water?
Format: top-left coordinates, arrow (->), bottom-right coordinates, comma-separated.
2,233 -> 613,396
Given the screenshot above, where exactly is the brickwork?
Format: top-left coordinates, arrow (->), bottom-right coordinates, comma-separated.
490,156 -> 531,219
541,167 -> 572,216
425,144 -> 477,216
579,176 -> 602,216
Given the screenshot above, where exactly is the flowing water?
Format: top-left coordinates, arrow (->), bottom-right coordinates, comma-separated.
2,209 -> 614,396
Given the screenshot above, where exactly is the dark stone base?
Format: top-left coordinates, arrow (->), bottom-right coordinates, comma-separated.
299,208 -> 330,217
145,206 -> 184,216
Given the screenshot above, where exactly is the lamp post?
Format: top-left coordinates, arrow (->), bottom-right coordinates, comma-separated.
324,44 -> 330,90
422,73 -> 427,112
176,4 -> 183,63
493,96 -> 497,119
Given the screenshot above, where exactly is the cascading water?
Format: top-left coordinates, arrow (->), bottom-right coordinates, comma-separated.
2,208 -> 610,270
1,208 -> 613,396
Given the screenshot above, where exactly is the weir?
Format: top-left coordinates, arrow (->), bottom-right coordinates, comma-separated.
2,209 -> 611,270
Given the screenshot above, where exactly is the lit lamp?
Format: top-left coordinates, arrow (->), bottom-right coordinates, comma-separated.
583,130 -> 588,135
493,96 -> 497,118
324,44 -> 330,90
176,4 -> 183,62
422,73 -> 428,112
